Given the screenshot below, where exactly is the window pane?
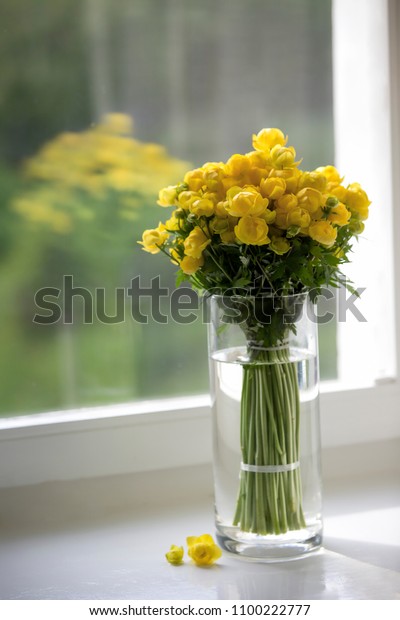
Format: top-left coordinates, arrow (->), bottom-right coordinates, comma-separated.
0,0 -> 335,417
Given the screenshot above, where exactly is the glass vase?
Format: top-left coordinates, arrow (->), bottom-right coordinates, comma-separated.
207,292 -> 322,561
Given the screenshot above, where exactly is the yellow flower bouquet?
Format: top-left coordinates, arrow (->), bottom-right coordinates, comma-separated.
140,128 -> 370,559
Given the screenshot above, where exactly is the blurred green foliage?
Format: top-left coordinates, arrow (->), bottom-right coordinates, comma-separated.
0,0 -> 91,163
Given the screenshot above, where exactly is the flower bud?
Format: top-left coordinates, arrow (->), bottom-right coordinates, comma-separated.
157,185 -> 178,207
270,237 -> 291,255
165,545 -> 184,565
252,128 -> 287,151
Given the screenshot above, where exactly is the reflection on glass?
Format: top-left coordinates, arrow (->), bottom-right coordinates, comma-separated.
0,0 -> 334,416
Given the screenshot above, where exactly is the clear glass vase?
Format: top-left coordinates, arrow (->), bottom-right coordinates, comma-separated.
207,292 -> 322,561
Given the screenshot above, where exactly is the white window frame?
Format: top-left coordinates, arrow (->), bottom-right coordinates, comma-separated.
0,0 -> 399,489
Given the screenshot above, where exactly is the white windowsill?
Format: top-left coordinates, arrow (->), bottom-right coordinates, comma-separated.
0,378 -> 399,489
0,467 -> 399,600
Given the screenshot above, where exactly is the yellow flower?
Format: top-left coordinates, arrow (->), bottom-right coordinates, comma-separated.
200,163 -> 224,194
269,168 -> 301,193
224,154 -> 251,177
170,247 -> 181,264
308,220 -> 338,246
287,208 -> 311,229
13,197 -> 73,233
209,217 -> 228,235
184,168 -> 205,192
252,128 -> 287,151
17,112 -> 191,235
276,194 -> 298,211
260,209 -> 276,224
234,216 -> 270,245
178,190 -> 199,211
296,187 -> 324,214
269,145 -> 298,169
245,166 -> 265,186
210,213 -> 238,238
246,150 -> 269,169
215,200 -> 229,217
183,226 -> 211,258
226,186 -> 269,217
316,165 -> 343,185
165,545 -> 184,565
101,113 -> 133,135
180,254 -> 204,274
157,185 -> 178,207
260,177 -> 286,200
275,194 -> 298,228
186,534 -> 222,567
270,236 -> 291,255
297,171 -> 327,193
139,223 -> 168,254
330,185 -> 347,202
189,197 -> 215,217
345,183 -> 371,220
106,168 -> 136,191
327,202 -> 351,226
220,175 -> 242,193
220,230 -> 236,243
164,210 -> 182,231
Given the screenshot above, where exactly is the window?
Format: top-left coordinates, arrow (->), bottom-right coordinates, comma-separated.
0,0 -> 336,418
332,0 -> 397,389
0,0 -> 399,491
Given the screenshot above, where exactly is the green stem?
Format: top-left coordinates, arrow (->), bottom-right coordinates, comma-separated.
233,345 -> 306,535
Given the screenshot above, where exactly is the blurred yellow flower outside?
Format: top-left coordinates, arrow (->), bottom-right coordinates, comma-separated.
13,114 -> 190,234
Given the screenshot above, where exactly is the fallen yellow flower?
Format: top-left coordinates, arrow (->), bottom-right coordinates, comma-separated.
165,545 -> 184,565
186,534 -> 222,566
